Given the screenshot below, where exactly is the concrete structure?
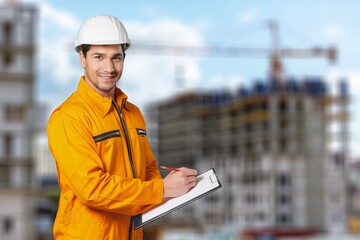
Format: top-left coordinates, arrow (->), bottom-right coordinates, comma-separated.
348,160 -> 360,233
0,3 -> 38,240
146,77 -> 349,234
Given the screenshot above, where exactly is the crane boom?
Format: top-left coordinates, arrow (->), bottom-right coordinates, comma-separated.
126,20 -> 337,81
129,43 -> 336,61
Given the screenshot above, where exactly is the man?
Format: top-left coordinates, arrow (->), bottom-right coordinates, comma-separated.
47,15 -> 197,240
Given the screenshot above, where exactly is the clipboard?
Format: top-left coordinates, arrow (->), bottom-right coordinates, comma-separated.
133,168 -> 222,229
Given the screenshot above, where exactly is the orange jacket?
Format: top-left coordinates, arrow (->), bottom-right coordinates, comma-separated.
47,77 -> 164,239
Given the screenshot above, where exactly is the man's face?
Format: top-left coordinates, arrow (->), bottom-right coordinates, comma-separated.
80,44 -> 125,98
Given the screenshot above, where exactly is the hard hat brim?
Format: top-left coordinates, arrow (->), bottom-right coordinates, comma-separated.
74,41 -> 131,53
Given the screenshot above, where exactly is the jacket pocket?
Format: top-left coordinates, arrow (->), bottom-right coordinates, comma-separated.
93,130 -> 121,143
129,128 -> 149,169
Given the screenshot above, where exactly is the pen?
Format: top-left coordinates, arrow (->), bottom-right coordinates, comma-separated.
160,166 -> 179,172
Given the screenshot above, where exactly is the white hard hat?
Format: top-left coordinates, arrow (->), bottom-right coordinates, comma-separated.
75,15 -> 131,52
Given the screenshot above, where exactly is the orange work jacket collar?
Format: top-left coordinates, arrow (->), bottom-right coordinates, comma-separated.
77,76 -> 129,118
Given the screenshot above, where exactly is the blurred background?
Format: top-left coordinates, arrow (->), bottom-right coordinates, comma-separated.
0,0 -> 360,239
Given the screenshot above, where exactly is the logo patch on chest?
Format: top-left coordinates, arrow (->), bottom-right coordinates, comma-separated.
136,128 -> 147,136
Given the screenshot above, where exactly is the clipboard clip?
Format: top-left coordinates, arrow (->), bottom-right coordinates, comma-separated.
209,173 -> 218,184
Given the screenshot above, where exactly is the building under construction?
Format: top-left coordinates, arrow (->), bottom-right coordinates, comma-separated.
146,76 -> 349,235
0,2 -> 39,240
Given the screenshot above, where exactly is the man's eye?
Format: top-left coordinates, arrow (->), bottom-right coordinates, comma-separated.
94,55 -> 102,60
113,56 -> 122,61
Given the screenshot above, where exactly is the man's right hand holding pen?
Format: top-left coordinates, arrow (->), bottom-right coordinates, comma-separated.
161,166 -> 197,198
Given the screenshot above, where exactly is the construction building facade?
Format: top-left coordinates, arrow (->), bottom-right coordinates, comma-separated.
146,77 -> 349,234
0,3 -> 38,240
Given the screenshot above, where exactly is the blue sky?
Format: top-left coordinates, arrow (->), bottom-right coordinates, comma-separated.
5,0 -> 360,157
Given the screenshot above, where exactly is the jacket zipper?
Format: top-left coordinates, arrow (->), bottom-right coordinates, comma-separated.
93,130 -> 121,143
112,99 -> 137,177
112,99 -> 137,240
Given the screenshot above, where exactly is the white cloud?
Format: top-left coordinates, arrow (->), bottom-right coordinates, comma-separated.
40,2 -> 80,31
127,18 -> 204,44
238,7 -> 259,23
323,24 -> 343,38
38,37 -> 81,85
122,52 -> 202,109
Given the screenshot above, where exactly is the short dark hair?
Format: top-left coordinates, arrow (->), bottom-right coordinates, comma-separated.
77,44 -> 126,57
76,44 -> 91,56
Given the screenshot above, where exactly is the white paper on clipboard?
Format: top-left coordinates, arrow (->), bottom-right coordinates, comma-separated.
133,168 -> 222,229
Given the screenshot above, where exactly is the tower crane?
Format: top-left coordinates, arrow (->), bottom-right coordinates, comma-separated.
128,20 -> 337,82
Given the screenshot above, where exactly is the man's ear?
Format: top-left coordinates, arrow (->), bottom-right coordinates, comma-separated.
79,51 -> 86,68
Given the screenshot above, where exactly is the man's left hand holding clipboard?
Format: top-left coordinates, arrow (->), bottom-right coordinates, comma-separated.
133,168 -> 222,229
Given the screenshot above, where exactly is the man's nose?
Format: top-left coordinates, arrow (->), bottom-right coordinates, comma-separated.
104,59 -> 115,72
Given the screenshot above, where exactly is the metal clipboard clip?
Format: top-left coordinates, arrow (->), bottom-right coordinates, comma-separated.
209,173 -> 218,184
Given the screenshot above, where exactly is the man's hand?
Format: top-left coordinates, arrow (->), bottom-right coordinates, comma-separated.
163,167 -> 197,198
